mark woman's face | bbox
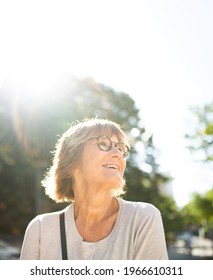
[73,134,127,191]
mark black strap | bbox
[60,212,68,260]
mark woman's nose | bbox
[111,144,123,158]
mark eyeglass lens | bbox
[97,136,128,157]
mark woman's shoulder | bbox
[27,204,72,227]
[119,198,161,216]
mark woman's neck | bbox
[73,195,119,242]
[74,194,117,226]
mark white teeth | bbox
[104,164,118,170]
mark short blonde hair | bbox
[42,118,130,202]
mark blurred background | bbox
[0,0,213,260]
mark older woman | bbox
[20,118,168,260]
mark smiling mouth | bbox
[103,164,119,170]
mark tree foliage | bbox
[186,102,213,161]
[184,102,213,237]
[180,189,213,237]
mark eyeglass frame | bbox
[82,135,130,158]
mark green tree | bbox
[186,102,213,161]
[184,102,213,237]
[180,189,213,237]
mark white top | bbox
[20,198,168,260]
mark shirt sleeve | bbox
[134,206,169,260]
[20,217,41,260]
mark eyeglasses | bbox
[84,135,129,158]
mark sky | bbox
[0,0,213,207]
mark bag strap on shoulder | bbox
[59,212,68,260]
